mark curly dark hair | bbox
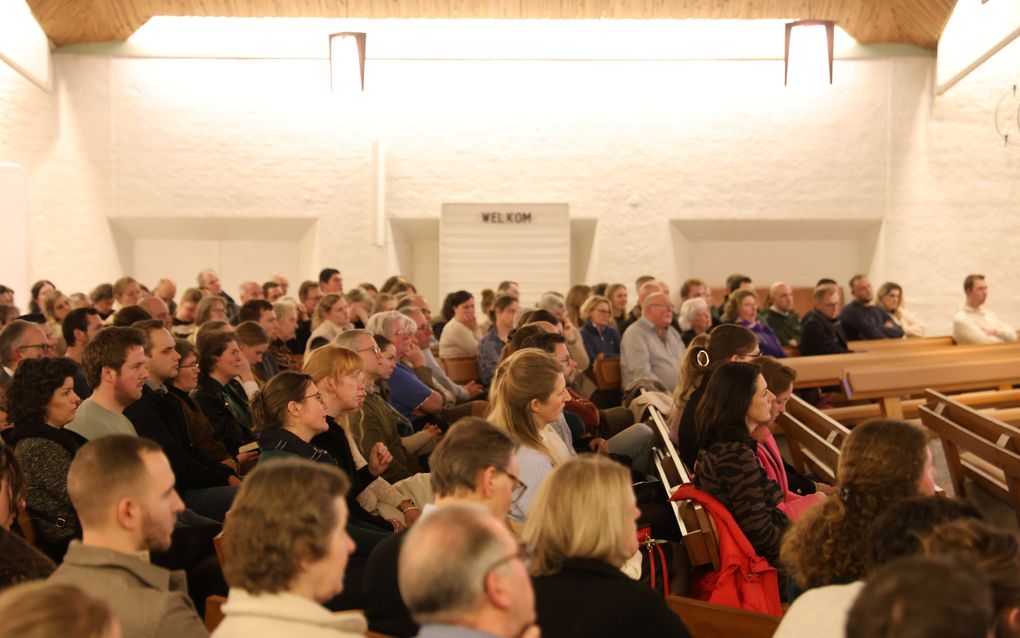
[2,357,81,426]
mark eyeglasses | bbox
[558,354,573,367]
[497,468,528,502]
[18,343,55,353]
[485,542,534,580]
[394,330,415,337]
[647,303,673,310]
[357,345,382,355]
[304,392,325,404]
[178,363,199,370]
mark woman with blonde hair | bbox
[564,284,592,327]
[525,455,692,638]
[877,282,926,338]
[604,283,629,334]
[579,295,621,361]
[194,294,228,328]
[487,348,571,521]
[780,418,937,591]
[42,291,71,352]
[303,345,427,532]
[0,582,117,638]
[306,293,352,355]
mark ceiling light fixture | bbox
[329,31,366,92]
[784,20,835,85]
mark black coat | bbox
[362,530,417,638]
[124,385,234,492]
[312,417,392,532]
[799,310,850,356]
[193,375,254,455]
[532,558,692,638]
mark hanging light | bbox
[784,20,835,86]
[329,31,367,92]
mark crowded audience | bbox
[0,266,1016,638]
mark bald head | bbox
[137,296,170,327]
[637,281,664,305]
[769,282,794,312]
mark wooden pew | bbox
[920,389,1020,525]
[847,336,955,352]
[825,388,1020,426]
[439,356,479,384]
[844,357,1020,420]
[646,404,720,572]
[775,394,849,484]
[666,596,779,638]
[787,342,1020,390]
[204,594,227,633]
[592,356,622,391]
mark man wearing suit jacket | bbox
[363,418,522,637]
[49,435,209,638]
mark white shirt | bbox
[952,305,1018,345]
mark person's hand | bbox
[368,442,393,476]
[788,338,799,348]
[389,518,407,533]
[463,381,483,398]
[423,424,443,440]
[561,318,577,342]
[237,356,255,382]
[404,342,426,367]
[588,437,609,455]
[814,482,836,495]
[403,507,422,526]
[227,475,242,487]
[983,326,999,336]
[517,624,541,638]
[236,450,259,474]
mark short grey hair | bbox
[272,300,297,320]
[399,505,511,624]
[365,310,415,338]
[335,328,373,350]
[678,297,709,331]
[537,292,565,313]
[0,320,36,367]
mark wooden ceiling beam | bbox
[25,0,958,48]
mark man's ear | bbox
[479,466,498,498]
[114,497,141,532]
[483,570,513,612]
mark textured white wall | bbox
[1,42,1019,334]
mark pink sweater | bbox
[755,430,824,521]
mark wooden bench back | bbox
[920,390,1020,525]
[646,404,720,572]
[665,595,779,638]
[440,356,479,384]
[593,357,622,391]
[847,336,954,352]
[776,394,848,484]
[825,388,1020,426]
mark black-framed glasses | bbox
[304,392,325,404]
[497,468,528,502]
[18,343,55,353]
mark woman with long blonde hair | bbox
[487,348,571,521]
[524,455,692,638]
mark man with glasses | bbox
[0,319,54,389]
[800,283,851,356]
[365,418,530,638]
[620,291,686,392]
[367,311,446,424]
[399,504,538,638]
[400,307,485,417]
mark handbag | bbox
[637,526,670,597]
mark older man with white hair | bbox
[619,292,685,391]
[761,281,801,348]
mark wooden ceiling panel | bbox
[26,0,958,48]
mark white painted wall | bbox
[1,37,1019,335]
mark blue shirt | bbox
[387,363,433,419]
[580,320,621,361]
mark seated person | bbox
[213,459,367,637]
[193,331,255,456]
[876,282,926,338]
[61,307,102,400]
[306,293,351,355]
[364,417,523,638]
[838,274,904,341]
[520,332,654,476]
[124,321,238,523]
[781,419,937,591]
[336,330,437,483]
[438,291,482,358]
[953,274,1017,345]
[0,443,56,589]
[760,281,801,348]
[775,495,981,638]
[0,320,54,390]
[266,300,297,373]
[488,348,571,521]
[525,456,692,638]
[0,581,116,638]
[402,307,484,405]
[399,505,539,638]
[478,295,519,386]
[171,287,203,339]
[67,327,147,440]
[236,299,280,380]
[722,290,786,358]
[233,322,271,388]
[4,358,87,560]
[846,556,993,638]
[672,325,760,469]
[693,362,789,568]
[579,295,621,362]
[799,284,850,356]
[677,297,712,346]
[49,436,207,638]
[619,292,685,392]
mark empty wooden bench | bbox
[825,388,1020,426]
[775,394,849,484]
[920,389,1020,525]
[666,595,779,638]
